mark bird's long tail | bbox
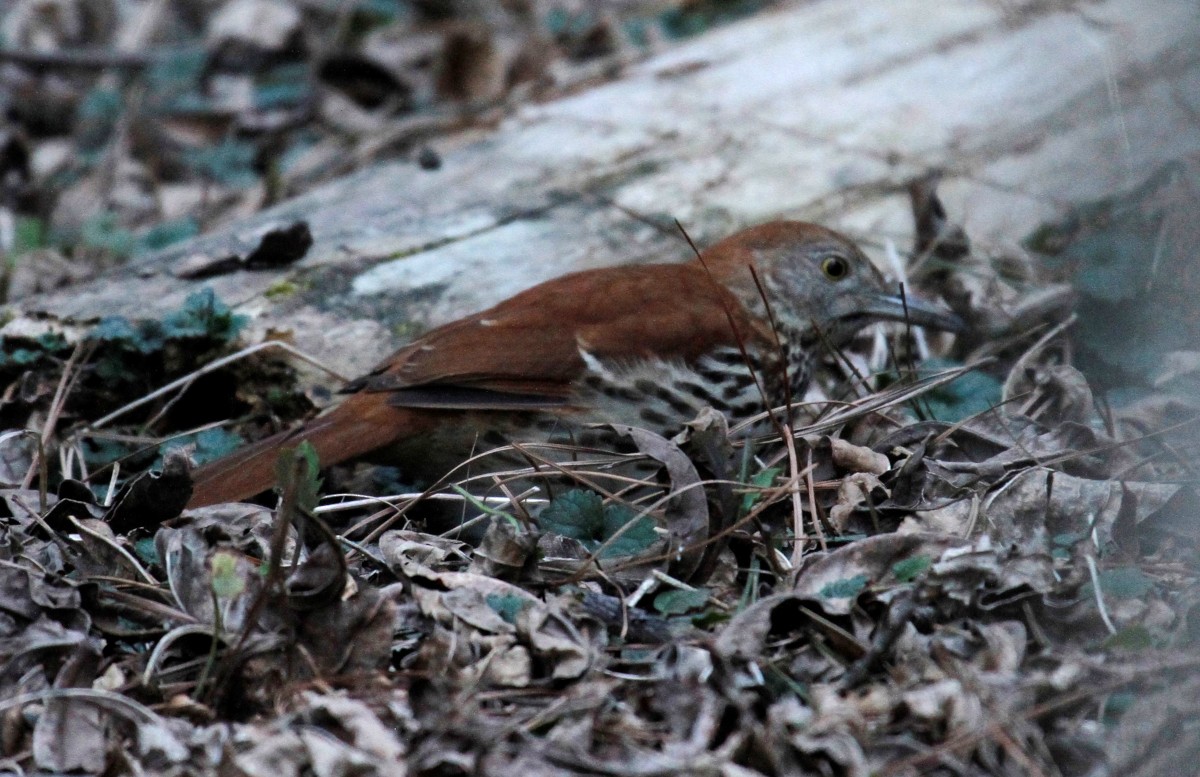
[186,393,433,509]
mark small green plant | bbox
[819,574,868,600]
[892,555,932,583]
[90,288,247,355]
[653,587,710,615]
[157,427,244,468]
[538,489,658,558]
[276,441,322,511]
[486,594,530,625]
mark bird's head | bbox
[700,220,962,342]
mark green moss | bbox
[264,280,301,300]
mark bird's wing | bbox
[346,262,772,411]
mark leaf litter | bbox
[1,4,1199,775]
[2,171,1198,775]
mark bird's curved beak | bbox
[858,291,964,333]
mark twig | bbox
[0,688,165,726]
[0,46,160,70]
[316,490,546,514]
[22,341,92,491]
[68,516,158,586]
[87,340,347,431]
[675,219,789,443]
[1085,554,1118,635]
[803,445,827,555]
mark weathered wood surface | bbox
[9,0,1199,378]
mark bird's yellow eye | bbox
[821,256,849,280]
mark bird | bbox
[185,221,961,508]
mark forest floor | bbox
[1,1,1198,775]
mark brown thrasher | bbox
[186,221,960,508]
